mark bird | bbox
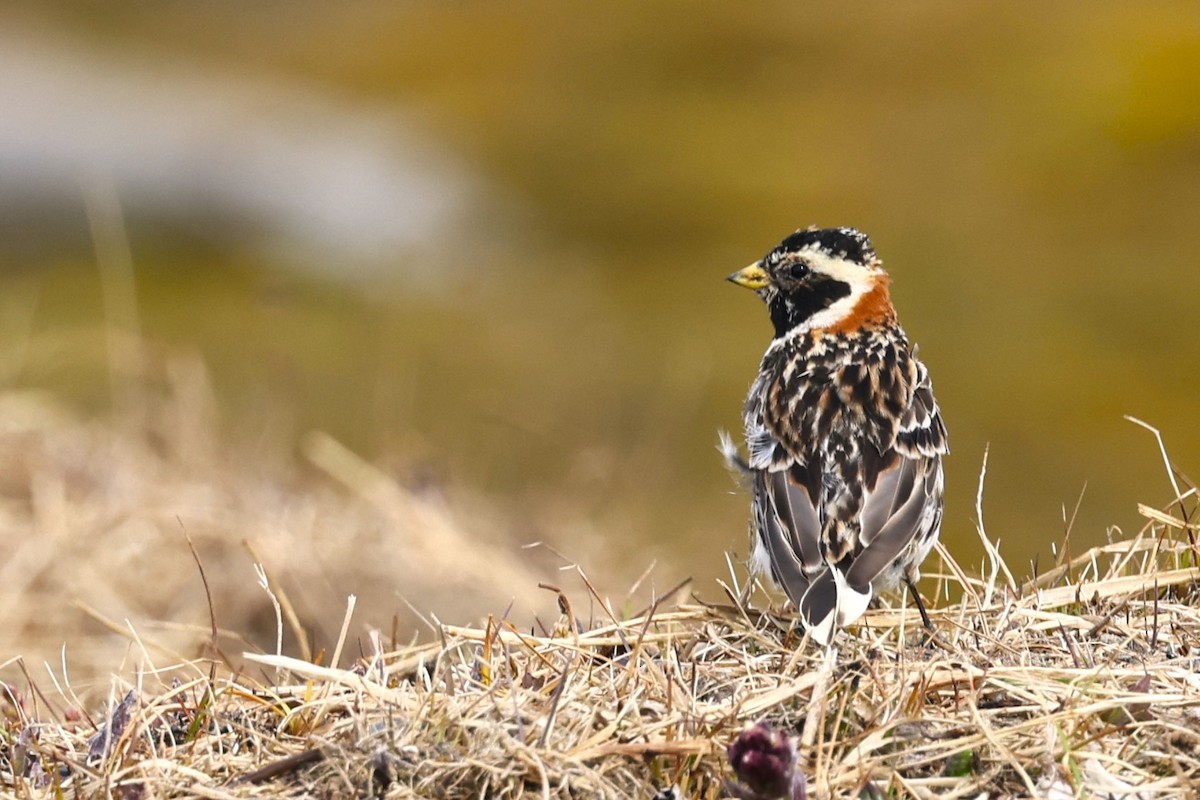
[722,226,948,645]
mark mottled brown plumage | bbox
[724,227,948,644]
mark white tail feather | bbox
[833,567,873,627]
[808,609,837,647]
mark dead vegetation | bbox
[0,353,561,688]
[2,372,1199,798]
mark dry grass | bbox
[0,351,562,688]
[2,372,1200,798]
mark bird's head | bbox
[727,227,889,339]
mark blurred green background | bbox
[2,2,1198,599]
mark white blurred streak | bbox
[0,31,484,281]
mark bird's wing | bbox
[843,455,941,591]
[844,360,948,593]
[741,364,828,605]
[752,460,825,604]
[894,360,949,458]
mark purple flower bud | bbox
[726,721,798,799]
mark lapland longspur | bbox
[724,227,948,645]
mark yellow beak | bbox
[726,262,770,290]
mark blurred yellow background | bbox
[2,3,1199,668]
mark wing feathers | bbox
[846,460,937,591]
[798,571,838,645]
[896,363,948,458]
[771,467,824,569]
[753,479,811,601]
[749,466,827,604]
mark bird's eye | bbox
[788,263,810,279]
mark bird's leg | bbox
[905,578,934,633]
